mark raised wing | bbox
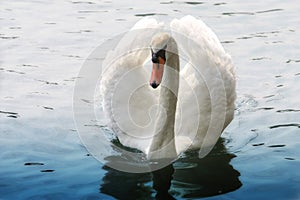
[171,16,236,157]
[100,18,163,153]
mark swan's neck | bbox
[148,43,179,160]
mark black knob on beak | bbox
[152,54,159,63]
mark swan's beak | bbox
[150,57,165,89]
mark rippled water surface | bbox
[1,0,300,199]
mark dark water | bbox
[101,139,241,199]
[1,0,300,199]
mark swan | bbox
[100,16,236,161]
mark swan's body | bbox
[100,16,236,160]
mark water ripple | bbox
[269,123,300,129]
[268,144,286,148]
[71,1,95,4]
[160,1,173,4]
[276,109,300,113]
[223,12,254,16]
[43,106,54,110]
[135,13,167,17]
[252,143,264,147]
[35,79,59,85]
[256,9,284,14]
[0,110,19,118]
[40,169,55,173]
[286,59,300,63]
[184,1,204,5]
[24,162,44,166]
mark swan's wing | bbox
[171,16,236,157]
[100,18,163,153]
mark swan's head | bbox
[149,32,170,89]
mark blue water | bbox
[1,0,300,199]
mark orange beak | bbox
[150,57,165,89]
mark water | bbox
[1,0,299,199]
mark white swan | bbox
[100,16,236,160]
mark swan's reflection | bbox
[100,138,242,199]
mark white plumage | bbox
[100,15,236,159]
